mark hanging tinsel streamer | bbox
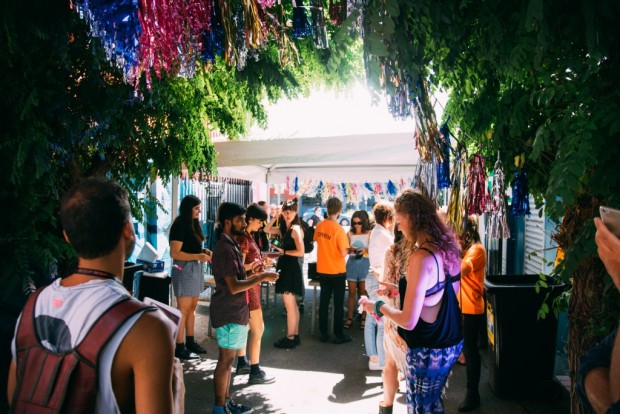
[414,155,439,205]
[73,0,141,84]
[329,0,346,24]
[232,1,249,69]
[294,177,299,193]
[364,182,374,194]
[317,180,324,197]
[341,183,347,202]
[466,152,489,215]
[243,0,269,49]
[310,0,329,49]
[446,145,468,233]
[510,167,530,216]
[412,77,442,163]
[137,0,212,87]
[291,0,312,38]
[437,122,451,189]
[202,0,225,62]
[488,157,510,238]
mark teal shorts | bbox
[214,323,249,350]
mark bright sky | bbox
[246,82,419,140]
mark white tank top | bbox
[12,278,147,413]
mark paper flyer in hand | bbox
[144,297,182,339]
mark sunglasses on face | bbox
[352,221,362,225]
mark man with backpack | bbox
[7,177,175,413]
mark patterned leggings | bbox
[405,341,464,414]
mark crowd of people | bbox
[5,177,620,414]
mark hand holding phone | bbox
[600,206,620,238]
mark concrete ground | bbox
[180,277,570,414]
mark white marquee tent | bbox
[214,132,420,185]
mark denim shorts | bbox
[214,323,249,350]
[346,257,370,282]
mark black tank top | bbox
[397,248,463,348]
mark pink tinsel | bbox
[137,0,212,88]
[466,153,489,215]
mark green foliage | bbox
[0,0,362,292]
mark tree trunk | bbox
[555,196,605,414]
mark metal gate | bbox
[179,176,253,252]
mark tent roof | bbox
[214,132,419,183]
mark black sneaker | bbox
[175,347,200,360]
[236,363,251,375]
[319,333,329,343]
[226,398,254,414]
[186,341,207,354]
[332,334,353,344]
[248,369,276,384]
[294,335,301,345]
[274,337,297,349]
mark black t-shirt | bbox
[169,219,203,254]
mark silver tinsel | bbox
[488,157,510,239]
[414,154,439,206]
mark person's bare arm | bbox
[584,367,612,414]
[263,217,281,236]
[121,311,174,414]
[594,217,620,291]
[7,360,16,407]
[223,272,279,295]
[169,240,210,262]
[361,252,427,330]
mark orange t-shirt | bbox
[458,242,486,314]
[314,219,350,275]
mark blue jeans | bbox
[364,273,385,366]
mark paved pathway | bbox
[182,283,570,414]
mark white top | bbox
[12,279,149,413]
[368,224,394,274]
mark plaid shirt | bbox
[210,234,249,328]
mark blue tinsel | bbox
[437,123,451,189]
[364,183,374,193]
[294,177,299,193]
[510,168,530,216]
[292,1,312,38]
[201,0,225,62]
[74,0,141,77]
[341,183,347,200]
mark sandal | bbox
[344,318,353,329]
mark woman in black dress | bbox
[264,199,305,349]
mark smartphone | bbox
[600,206,620,238]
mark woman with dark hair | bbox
[456,215,486,412]
[264,198,305,349]
[169,195,212,360]
[344,210,371,329]
[361,189,463,413]
[234,204,275,384]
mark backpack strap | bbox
[76,298,157,367]
[14,288,45,352]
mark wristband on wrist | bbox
[374,300,385,317]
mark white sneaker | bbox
[368,360,382,371]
